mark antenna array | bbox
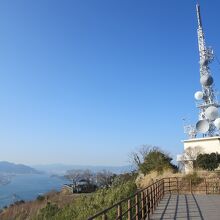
[184,4,220,138]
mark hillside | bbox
[0,161,40,174]
[0,173,137,220]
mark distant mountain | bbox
[0,161,40,174]
[33,164,134,175]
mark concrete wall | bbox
[183,137,220,154]
[183,137,220,173]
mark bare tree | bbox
[129,145,151,169]
[129,145,168,170]
[183,146,203,160]
[96,170,115,188]
[65,169,93,182]
[180,146,203,171]
[83,169,93,181]
[65,169,83,180]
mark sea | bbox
[0,174,71,209]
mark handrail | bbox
[88,177,220,220]
[88,179,164,220]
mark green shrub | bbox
[196,153,220,171]
[139,148,177,174]
[33,174,137,220]
[36,202,59,220]
[37,195,45,201]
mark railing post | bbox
[117,204,122,220]
[152,185,154,212]
[190,179,192,194]
[154,182,157,207]
[146,188,150,219]
[150,186,153,214]
[153,184,155,211]
[151,186,154,213]
[135,194,139,220]
[128,199,132,220]
[156,182,159,206]
[169,178,171,194]
[176,177,179,194]
[141,191,145,218]
[158,181,160,201]
[205,178,207,194]
[163,179,165,196]
[160,180,162,200]
[102,213,107,220]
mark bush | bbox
[36,202,59,219]
[183,172,203,186]
[139,148,177,174]
[196,153,220,171]
[37,195,45,201]
[34,173,137,220]
[14,200,25,205]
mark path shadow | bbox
[150,194,204,220]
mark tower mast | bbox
[196,3,205,66]
[185,4,220,138]
[195,4,219,137]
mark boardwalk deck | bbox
[150,194,220,220]
[88,178,220,220]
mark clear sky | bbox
[0,0,220,166]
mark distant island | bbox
[0,161,40,175]
[33,164,132,175]
[0,161,40,186]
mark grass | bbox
[34,174,137,220]
[0,173,137,220]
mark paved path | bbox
[150,194,220,220]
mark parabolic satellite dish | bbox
[194,91,203,100]
[214,118,220,129]
[205,106,219,121]
[200,75,213,86]
[196,120,209,133]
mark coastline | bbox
[0,173,70,209]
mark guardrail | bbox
[163,177,220,195]
[88,177,220,220]
[88,179,164,220]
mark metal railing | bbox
[88,179,164,220]
[88,177,220,220]
[163,177,220,195]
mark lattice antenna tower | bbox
[184,4,220,138]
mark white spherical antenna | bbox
[196,120,209,133]
[205,106,219,121]
[194,91,203,100]
[200,75,213,86]
[214,118,220,129]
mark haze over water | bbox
[0,174,70,208]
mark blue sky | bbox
[0,0,220,166]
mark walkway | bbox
[150,194,220,220]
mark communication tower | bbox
[184,4,220,138]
